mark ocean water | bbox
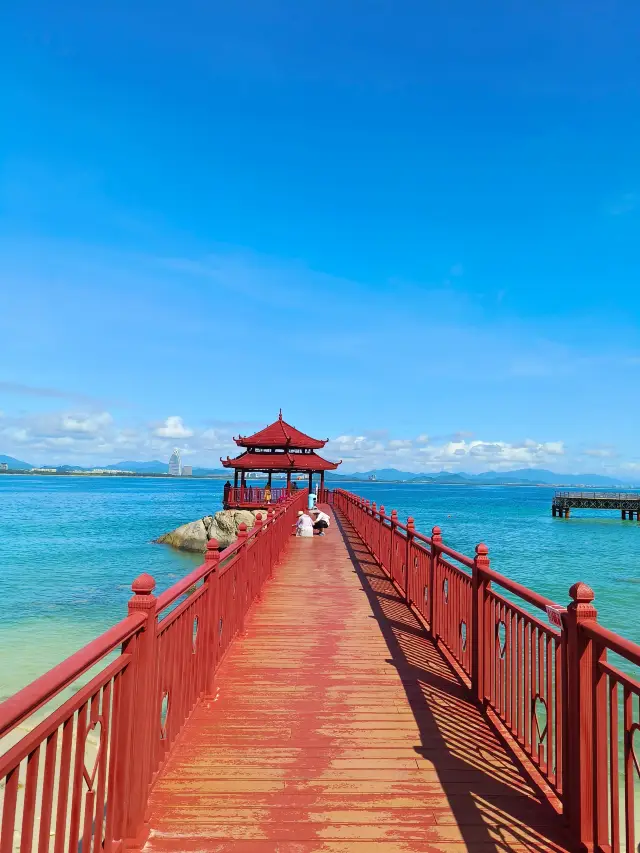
[0,475,217,700]
[1,476,640,700]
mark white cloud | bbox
[0,410,244,466]
[0,407,628,477]
[153,416,193,439]
[61,412,113,434]
[324,432,567,473]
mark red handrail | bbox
[0,490,307,853]
[224,486,291,506]
[332,487,640,852]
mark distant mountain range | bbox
[102,461,227,475]
[0,456,226,476]
[327,467,636,487]
[0,455,636,486]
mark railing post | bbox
[471,543,490,706]
[429,526,442,633]
[371,503,377,561]
[563,582,598,851]
[204,540,220,696]
[124,573,157,847]
[267,509,276,576]
[390,510,398,579]
[237,522,249,633]
[254,513,264,595]
[379,506,385,568]
[405,517,414,602]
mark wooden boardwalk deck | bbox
[145,508,571,853]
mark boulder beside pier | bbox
[155,508,268,553]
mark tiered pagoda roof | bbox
[222,412,341,473]
[222,451,339,471]
[234,411,328,449]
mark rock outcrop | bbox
[156,509,268,553]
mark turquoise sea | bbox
[2,475,640,700]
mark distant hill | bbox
[350,468,420,481]
[107,461,228,476]
[337,467,634,486]
[466,468,631,486]
[106,460,168,473]
[0,454,33,470]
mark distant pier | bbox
[552,490,640,519]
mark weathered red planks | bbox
[145,508,571,853]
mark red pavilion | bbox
[221,411,341,508]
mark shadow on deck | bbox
[145,507,572,852]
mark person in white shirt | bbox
[295,510,314,537]
[311,508,330,536]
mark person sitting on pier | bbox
[295,510,314,537]
[311,507,330,536]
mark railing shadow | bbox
[334,510,573,853]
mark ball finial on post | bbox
[475,542,489,566]
[131,573,156,596]
[205,538,220,562]
[568,581,597,618]
[569,581,595,604]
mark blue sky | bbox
[1,0,640,474]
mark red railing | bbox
[224,486,292,506]
[0,490,307,853]
[225,486,333,508]
[333,488,640,851]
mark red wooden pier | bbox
[1,489,640,852]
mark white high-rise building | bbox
[168,448,182,476]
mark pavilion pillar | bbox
[286,470,292,491]
[308,472,313,493]
[268,472,272,488]
[320,471,325,498]
[234,470,238,488]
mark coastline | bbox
[2,470,635,488]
